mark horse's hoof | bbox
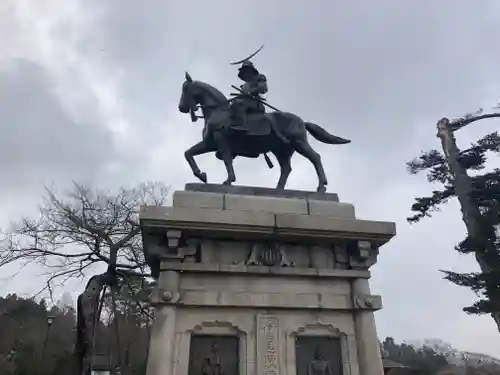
[196,172,207,183]
[223,177,235,186]
[317,185,326,193]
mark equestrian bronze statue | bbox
[178,47,350,193]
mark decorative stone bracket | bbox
[290,322,352,375]
[347,240,379,270]
[149,288,181,306]
[148,230,199,262]
[353,294,382,311]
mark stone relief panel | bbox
[309,245,335,269]
[280,244,309,268]
[188,335,239,375]
[295,336,342,375]
[151,233,379,271]
[289,323,351,375]
[177,320,249,375]
[247,243,293,267]
[332,244,349,270]
[201,240,249,265]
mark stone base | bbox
[140,184,396,375]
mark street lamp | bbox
[91,353,113,375]
[41,315,56,363]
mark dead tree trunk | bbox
[436,117,500,331]
[111,283,128,375]
[74,271,114,375]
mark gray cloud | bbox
[71,0,500,192]
[1,0,500,358]
[0,60,117,195]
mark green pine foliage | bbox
[407,129,500,316]
[381,337,448,375]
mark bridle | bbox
[184,80,231,122]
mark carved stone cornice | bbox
[140,206,396,246]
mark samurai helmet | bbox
[231,45,264,80]
[237,60,259,80]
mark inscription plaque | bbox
[257,316,280,375]
[295,336,342,375]
[188,335,239,375]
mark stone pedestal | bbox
[140,184,396,375]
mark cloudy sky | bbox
[1,0,500,358]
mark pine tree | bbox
[407,110,500,327]
[381,337,448,374]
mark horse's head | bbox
[178,72,229,116]
[178,72,198,114]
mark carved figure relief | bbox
[201,344,223,375]
[188,336,239,375]
[308,346,333,375]
[295,336,343,375]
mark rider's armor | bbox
[231,60,268,130]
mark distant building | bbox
[383,358,410,374]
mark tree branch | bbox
[452,113,500,131]
[0,181,169,298]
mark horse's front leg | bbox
[213,130,236,185]
[184,140,216,183]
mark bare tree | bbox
[1,182,169,287]
[0,181,170,374]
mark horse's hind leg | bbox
[184,140,216,183]
[213,130,236,185]
[273,149,293,190]
[293,139,328,193]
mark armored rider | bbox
[231,59,268,131]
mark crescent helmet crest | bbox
[230,44,265,65]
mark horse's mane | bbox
[194,80,228,105]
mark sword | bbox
[230,85,281,112]
[229,86,289,169]
[230,85,288,144]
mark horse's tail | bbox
[305,122,351,144]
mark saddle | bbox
[230,113,272,136]
[214,111,289,161]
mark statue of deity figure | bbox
[201,344,223,375]
[307,346,332,375]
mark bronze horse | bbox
[178,72,350,192]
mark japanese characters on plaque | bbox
[258,316,280,375]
